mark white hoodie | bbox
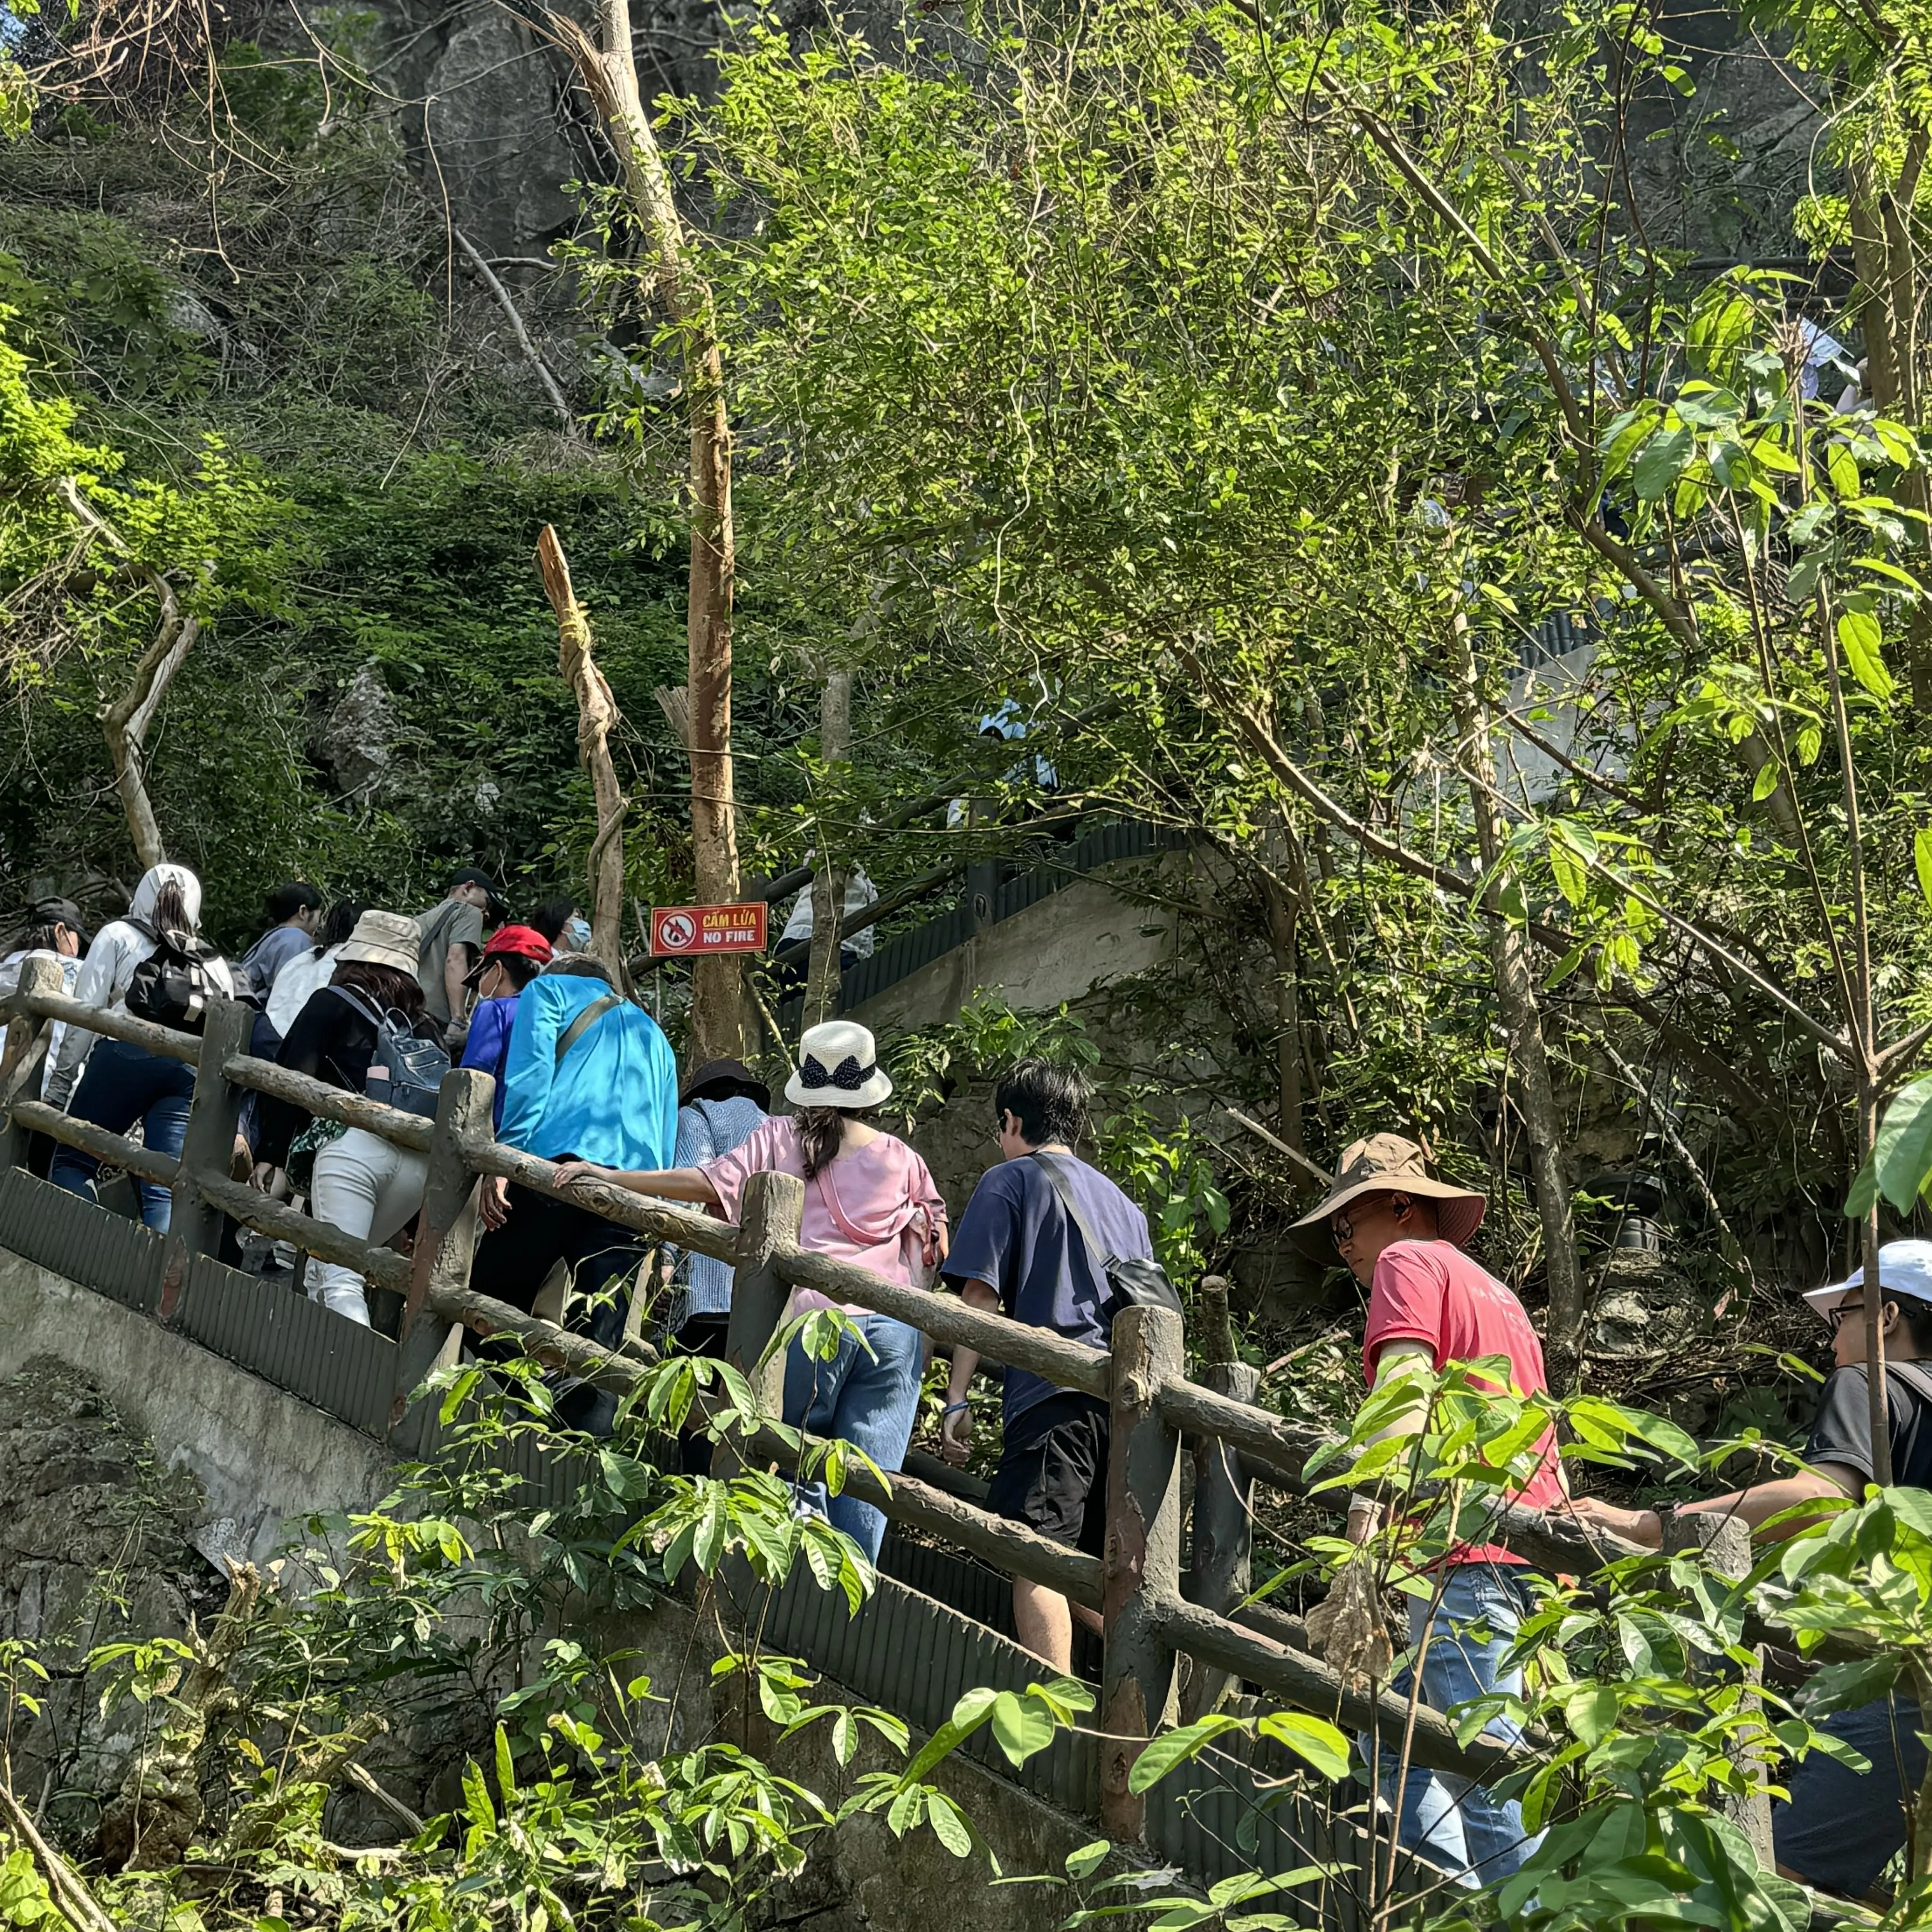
[47,864,235,1102]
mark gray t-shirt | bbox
[415,897,485,1024]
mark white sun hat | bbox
[784,1019,894,1110]
[1802,1238,1932,1323]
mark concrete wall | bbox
[0,1251,395,1566]
[853,867,1181,1036]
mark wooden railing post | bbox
[719,1170,805,1467]
[0,957,64,1171]
[1101,1301,1185,1843]
[163,995,255,1286]
[390,1067,494,1447]
[1664,1512,1776,1866]
[1182,1279,1256,1721]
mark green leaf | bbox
[1548,836,1587,906]
[1876,1076,1932,1215]
[1917,828,1932,909]
[1751,759,1780,803]
[494,1723,518,1808]
[1827,441,1860,500]
[989,1690,1058,1766]
[1127,1715,1246,1792]
[1254,1711,1351,1780]
[1066,1840,1112,1880]
[1633,425,1694,501]
[1836,607,1894,700]
[461,1758,495,1833]
[925,1791,975,1857]
[1563,1683,1619,1746]
[0,1848,55,1925]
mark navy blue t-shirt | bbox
[943,1152,1154,1426]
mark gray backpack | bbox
[328,985,449,1118]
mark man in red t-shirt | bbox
[1291,1133,1555,1886]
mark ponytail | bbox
[149,880,194,937]
[795,1106,856,1181]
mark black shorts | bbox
[988,1393,1110,1555]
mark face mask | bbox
[565,917,591,950]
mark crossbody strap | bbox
[555,992,623,1066]
[1030,1149,1118,1273]
[1884,1359,1932,1412]
[325,982,384,1031]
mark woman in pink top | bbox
[554,1020,947,1559]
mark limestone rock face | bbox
[0,1359,216,1837]
[390,1,585,260]
[315,663,403,798]
[1587,1249,1703,1357]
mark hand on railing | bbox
[478,1174,511,1231]
[552,1159,616,1199]
[939,1403,975,1468]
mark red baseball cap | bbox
[469,924,553,978]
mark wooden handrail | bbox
[11,1099,179,1185]
[777,1247,1113,1400]
[1152,1595,1535,1783]
[7,986,202,1065]
[221,1056,435,1152]
[0,979,1693,1793]
[189,1173,413,1294]
[464,1137,739,1261]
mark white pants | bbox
[306,1127,428,1325]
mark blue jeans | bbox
[782,1313,923,1560]
[1366,1563,1541,1886]
[1775,1695,1928,1899]
[48,1038,194,1232]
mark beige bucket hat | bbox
[1290,1132,1486,1259]
[336,909,421,975]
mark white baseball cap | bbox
[1802,1238,1932,1323]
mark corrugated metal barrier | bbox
[0,1164,162,1314]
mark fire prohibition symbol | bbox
[649,903,769,958]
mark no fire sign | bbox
[648,902,768,958]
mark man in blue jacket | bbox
[471,955,678,1430]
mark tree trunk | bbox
[1444,604,1584,1383]
[548,0,750,1056]
[1848,148,1932,711]
[806,666,851,1027]
[100,1561,261,1871]
[98,569,206,872]
[1261,873,1304,1150]
[535,525,628,976]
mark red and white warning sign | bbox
[648,902,768,958]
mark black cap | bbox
[448,866,506,918]
[29,897,89,948]
[681,1057,772,1111]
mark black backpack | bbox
[1031,1148,1185,1329]
[124,919,217,1034]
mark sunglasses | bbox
[1830,1302,1871,1331]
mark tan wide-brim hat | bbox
[1289,1132,1486,1260]
[337,909,421,976]
[784,1020,893,1110]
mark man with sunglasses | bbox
[1291,1133,1564,1886]
[1573,1239,1932,1904]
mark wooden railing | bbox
[0,959,1673,1844]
